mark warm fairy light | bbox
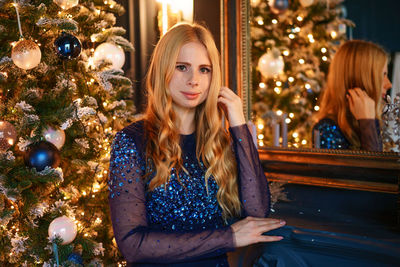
[276,81,282,86]
[86,81,91,85]
[93,182,101,192]
[91,36,96,42]
[11,206,14,209]
[88,122,91,126]
[307,34,313,39]
[295,137,300,142]
[257,19,264,25]
[289,33,295,39]
[322,56,328,61]
[274,87,281,94]
[292,132,299,138]
[289,113,294,118]
[90,78,95,83]
[285,118,291,124]
[302,139,307,145]
[258,140,264,146]
[58,11,62,15]
[294,27,301,32]
[297,16,303,21]
[276,110,283,116]
[102,28,106,32]
[257,134,264,140]
[259,82,266,89]
[72,78,76,82]
[305,83,311,89]
[112,116,116,120]
[103,102,108,107]
[0,72,8,78]
[95,217,102,224]
[82,191,87,196]
[104,170,108,174]
[84,233,89,237]
[91,48,95,52]
[81,212,85,215]
[10,41,17,47]
[110,4,114,8]
[96,9,101,15]
[257,124,264,130]
[288,77,294,82]
[299,59,305,64]
[314,105,320,111]
[321,47,327,53]
[88,57,95,68]
[283,50,289,56]
[104,0,108,4]
[272,19,278,24]
[330,31,337,39]
[63,196,67,200]
[92,194,95,198]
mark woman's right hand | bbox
[231,216,285,247]
[347,88,376,120]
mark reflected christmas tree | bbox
[0,0,134,265]
[251,0,353,148]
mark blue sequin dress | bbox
[312,118,382,151]
[108,120,270,266]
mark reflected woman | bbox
[313,40,392,151]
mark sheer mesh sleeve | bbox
[108,131,235,264]
[358,119,382,152]
[312,118,351,149]
[229,124,270,218]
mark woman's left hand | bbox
[218,86,246,127]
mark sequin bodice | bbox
[108,120,270,265]
[313,118,382,151]
[145,133,225,232]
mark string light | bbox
[322,56,328,61]
[321,47,327,53]
[314,105,320,111]
[294,27,300,32]
[288,33,295,39]
[289,113,294,118]
[259,82,266,88]
[305,83,311,89]
[297,16,303,21]
[257,134,264,140]
[257,124,264,130]
[285,118,291,124]
[283,50,289,56]
[301,139,307,145]
[257,19,264,25]
[258,140,264,146]
[299,59,305,64]
[288,77,294,82]
[274,87,281,94]
[272,19,278,24]
[276,110,283,116]
[276,81,282,86]
[292,132,299,138]
[330,31,337,39]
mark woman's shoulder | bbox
[313,117,339,131]
[112,119,146,149]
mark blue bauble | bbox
[24,141,61,171]
[67,252,83,265]
[54,32,82,59]
[269,0,290,14]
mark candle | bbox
[313,129,320,148]
[272,121,280,147]
[281,113,288,147]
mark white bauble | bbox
[93,43,125,69]
[299,0,314,7]
[53,0,79,10]
[43,127,65,149]
[257,49,284,78]
[48,216,77,245]
[250,0,262,7]
[11,40,41,70]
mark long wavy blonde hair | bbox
[143,23,241,219]
[316,40,388,148]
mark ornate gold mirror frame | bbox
[221,0,400,216]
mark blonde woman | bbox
[108,23,285,266]
[313,40,392,151]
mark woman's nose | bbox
[188,71,199,87]
[384,77,392,90]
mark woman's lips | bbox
[181,92,200,100]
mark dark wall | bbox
[345,0,400,53]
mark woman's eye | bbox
[200,67,211,73]
[176,65,187,71]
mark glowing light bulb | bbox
[276,110,283,116]
[289,113,294,118]
[274,87,281,94]
[258,124,264,130]
[299,59,305,64]
[330,31,337,39]
[283,50,289,56]
[259,82,266,88]
[257,19,264,25]
[257,134,264,140]
[285,118,291,124]
[289,33,295,39]
[322,56,328,61]
[305,83,311,89]
[301,139,307,145]
[314,105,320,111]
[272,19,278,24]
[292,132,299,138]
[276,81,282,86]
[297,16,303,21]
[321,47,327,53]
[288,77,294,82]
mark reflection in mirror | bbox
[249,0,352,149]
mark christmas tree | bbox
[0,0,134,265]
[250,0,353,148]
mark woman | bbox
[313,40,392,151]
[108,23,285,266]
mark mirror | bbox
[229,0,400,155]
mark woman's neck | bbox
[173,105,196,135]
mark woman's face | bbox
[168,42,212,113]
[381,63,392,99]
